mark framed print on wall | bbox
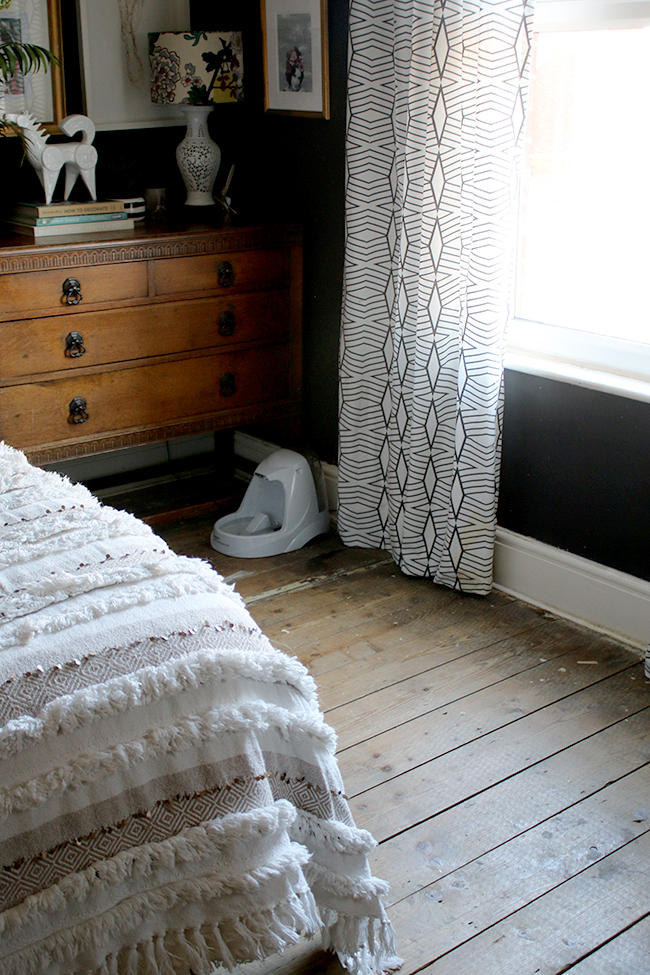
[0,0,65,126]
[77,0,190,130]
[261,0,329,118]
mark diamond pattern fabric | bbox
[339,0,534,593]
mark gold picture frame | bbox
[261,0,330,118]
[46,0,65,127]
[0,0,66,129]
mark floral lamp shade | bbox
[149,31,244,105]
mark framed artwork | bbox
[77,0,190,130]
[0,0,65,127]
[261,0,329,118]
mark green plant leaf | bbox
[187,84,210,105]
[0,42,58,81]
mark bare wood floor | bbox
[156,515,650,975]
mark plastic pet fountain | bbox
[210,449,330,558]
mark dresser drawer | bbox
[0,346,292,449]
[0,223,302,462]
[0,263,148,320]
[0,290,291,379]
[153,248,290,297]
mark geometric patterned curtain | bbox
[339,0,535,594]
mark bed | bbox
[0,442,400,975]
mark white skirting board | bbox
[44,433,218,482]
[235,434,649,652]
[493,528,649,651]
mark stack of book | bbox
[4,201,135,239]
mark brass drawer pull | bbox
[65,331,86,358]
[62,277,83,305]
[219,372,236,397]
[218,311,236,336]
[68,396,89,423]
[217,261,234,287]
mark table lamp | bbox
[149,30,243,206]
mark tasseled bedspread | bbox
[0,443,401,975]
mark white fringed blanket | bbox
[0,443,401,975]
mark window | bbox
[507,0,650,400]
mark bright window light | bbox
[516,27,650,345]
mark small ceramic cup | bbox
[144,188,167,216]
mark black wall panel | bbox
[498,370,650,581]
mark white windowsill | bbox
[505,319,650,403]
[505,351,650,403]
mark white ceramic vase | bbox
[175,104,220,206]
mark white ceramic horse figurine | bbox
[6,113,98,204]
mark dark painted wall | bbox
[190,0,348,462]
[498,371,650,582]
[186,0,348,463]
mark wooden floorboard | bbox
[152,516,650,975]
[347,667,648,841]
[328,623,630,747]
[418,830,650,975]
[567,914,650,974]
[372,709,650,904]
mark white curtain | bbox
[339,0,535,594]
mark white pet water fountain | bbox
[210,449,330,558]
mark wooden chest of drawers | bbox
[0,222,302,465]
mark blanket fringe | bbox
[154,933,177,975]
[140,936,159,973]
[0,573,231,651]
[0,701,336,822]
[0,641,322,757]
[125,943,139,975]
[291,807,376,854]
[321,907,403,975]
[209,923,235,970]
[176,927,211,973]
[0,802,300,936]
[305,858,390,901]
[2,887,321,975]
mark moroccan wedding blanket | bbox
[0,443,400,975]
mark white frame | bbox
[77,0,190,131]
[261,0,329,117]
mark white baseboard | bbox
[235,434,648,651]
[233,431,281,466]
[494,528,649,651]
[43,433,218,482]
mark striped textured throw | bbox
[0,443,401,975]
